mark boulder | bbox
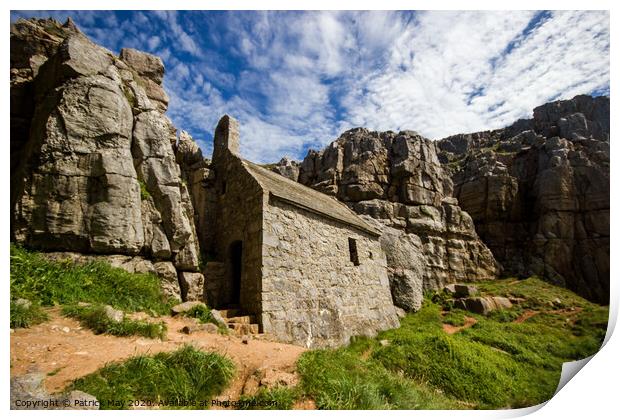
[14,298,32,309]
[153,261,181,301]
[171,300,206,315]
[456,296,513,315]
[103,305,124,323]
[454,284,478,298]
[209,309,228,328]
[376,224,424,312]
[178,272,205,302]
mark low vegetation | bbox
[10,300,48,328]
[67,346,235,409]
[138,179,151,200]
[10,244,174,333]
[62,304,167,339]
[237,387,299,410]
[294,277,607,409]
[182,304,217,324]
[297,339,463,409]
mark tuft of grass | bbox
[47,367,63,377]
[237,387,299,410]
[10,244,173,314]
[442,309,467,326]
[67,345,235,409]
[183,304,216,324]
[62,304,167,339]
[138,180,151,200]
[10,300,48,329]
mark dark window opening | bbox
[348,237,360,266]
[229,241,242,304]
[221,181,227,195]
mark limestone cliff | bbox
[290,130,500,311]
[437,95,609,304]
[10,18,203,301]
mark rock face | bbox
[437,95,609,304]
[271,157,300,181]
[10,18,201,300]
[297,129,499,310]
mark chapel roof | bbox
[242,160,381,236]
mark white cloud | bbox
[19,10,605,163]
[147,36,160,51]
[341,11,609,139]
[159,10,608,163]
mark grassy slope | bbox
[10,245,174,335]
[296,277,608,409]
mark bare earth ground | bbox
[442,316,478,334]
[10,307,307,408]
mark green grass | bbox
[297,337,463,409]
[183,304,216,324]
[442,309,467,326]
[10,244,173,315]
[10,300,48,328]
[237,387,299,410]
[62,304,167,339]
[67,346,235,409]
[296,277,607,409]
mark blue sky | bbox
[11,10,610,163]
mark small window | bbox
[348,238,360,266]
[220,181,227,195]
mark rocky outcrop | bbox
[437,95,609,304]
[271,157,300,181]
[297,129,500,310]
[10,18,201,301]
[175,130,217,254]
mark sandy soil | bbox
[10,307,307,407]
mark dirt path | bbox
[442,316,477,334]
[10,308,306,405]
[514,310,539,324]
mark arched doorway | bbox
[229,241,242,305]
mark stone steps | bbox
[218,307,260,335]
[227,315,255,324]
[227,322,260,335]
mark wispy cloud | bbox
[11,10,609,163]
